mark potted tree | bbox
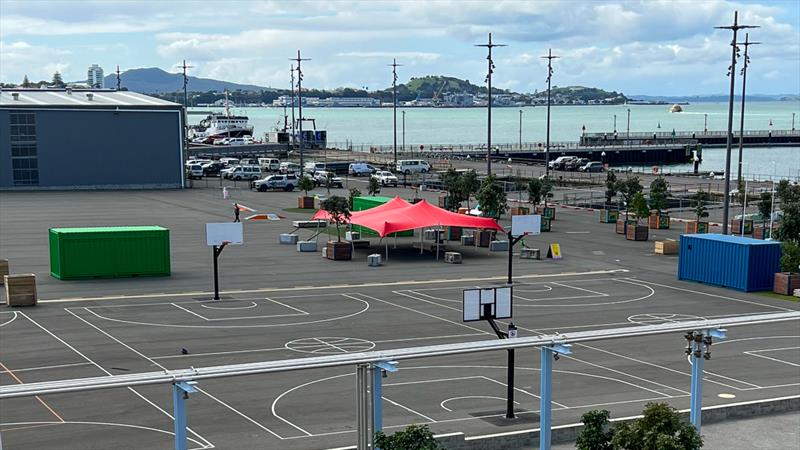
[615,176,642,234]
[686,189,710,233]
[509,172,530,215]
[461,169,480,211]
[773,181,800,295]
[537,177,556,220]
[297,175,316,209]
[626,192,650,241]
[754,191,772,239]
[441,168,465,211]
[527,178,542,212]
[475,175,508,219]
[320,196,352,260]
[648,176,670,229]
[348,187,361,210]
[599,171,619,223]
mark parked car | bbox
[304,162,327,174]
[565,158,589,171]
[348,162,372,177]
[313,170,344,188]
[226,165,262,181]
[372,170,398,187]
[252,174,299,192]
[258,158,281,172]
[579,161,605,172]
[202,162,225,177]
[186,164,204,180]
[548,156,577,171]
[227,137,252,146]
[279,162,301,174]
[219,157,240,166]
[396,159,430,175]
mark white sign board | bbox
[463,286,513,322]
[206,223,243,246]
[511,214,541,237]
[495,286,512,319]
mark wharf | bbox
[581,129,800,147]
[188,142,289,158]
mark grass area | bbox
[756,291,800,302]
[283,207,318,214]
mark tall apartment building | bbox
[87,64,104,89]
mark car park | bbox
[202,161,225,177]
[252,174,299,192]
[372,170,398,187]
[259,158,281,172]
[565,158,589,171]
[225,165,262,181]
[279,162,301,174]
[186,164,204,180]
[348,162,372,176]
[548,156,577,171]
[219,157,240,166]
[396,159,430,175]
[580,161,605,172]
[313,170,344,188]
[304,162,326,174]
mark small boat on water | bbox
[188,91,254,144]
[669,104,683,113]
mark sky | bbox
[1,0,799,96]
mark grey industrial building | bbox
[0,89,184,190]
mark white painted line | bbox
[382,396,437,422]
[151,346,287,360]
[565,231,590,234]
[264,297,309,315]
[0,421,210,449]
[746,346,800,353]
[627,278,795,312]
[172,303,210,321]
[0,362,92,374]
[480,375,568,408]
[200,301,258,310]
[440,396,519,412]
[550,281,610,297]
[385,376,484,387]
[195,386,285,440]
[0,311,18,327]
[744,351,800,367]
[351,293,490,335]
[271,375,337,437]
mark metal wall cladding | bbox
[49,226,170,279]
[678,234,782,292]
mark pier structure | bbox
[581,129,800,147]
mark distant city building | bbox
[87,64,104,89]
[316,97,379,107]
[443,93,474,107]
[493,94,513,106]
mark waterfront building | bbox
[443,93,475,107]
[87,64,104,89]
[316,97,380,107]
[0,89,184,190]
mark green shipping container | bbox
[49,226,171,279]
[352,196,414,237]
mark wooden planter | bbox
[540,218,552,232]
[753,226,773,240]
[774,272,800,296]
[648,213,670,230]
[475,229,496,247]
[537,206,556,220]
[599,209,619,223]
[616,219,636,234]
[626,224,649,241]
[447,226,463,241]
[685,221,709,234]
[4,274,37,306]
[325,241,353,261]
[438,195,447,209]
[509,206,530,216]
[730,219,754,235]
[297,196,315,209]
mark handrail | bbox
[1,311,797,399]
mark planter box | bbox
[279,233,299,245]
[626,224,649,241]
[367,254,382,267]
[753,226,772,240]
[599,209,619,223]
[774,272,800,296]
[537,206,556,220]
[655,240,678,255]
[4,274,37,306]
[325,241,353,261]
[489,240,509,252]
[509,206,530,216]
[616,219,636,234]
[296,241,317,252]
[475,230,495,247]
[540,218,551,232]
[444,252,463,264]
[446,226,463,241]
[649,214,670,230]
[297,196,315,209]
[731,219,754,235]
[0,259,8,285]
[685,221,709,234]
[520,248,541,260]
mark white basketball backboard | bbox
[206,223,244,246]
[511,214,541,237]
[463,286,513,322]
[463,289,481,321]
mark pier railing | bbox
[583,129,798,140]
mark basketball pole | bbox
[212,242,229,300]
[484,305,516,419]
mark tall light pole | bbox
[704,113,708,133]
[736,33,760,186]
[291,51,311,171]
[402,110,406,152]
[716,11,757,235]
[115,65,122,90]
[768,161,776,240]
[519,109,523,149]
[389,59,403,168]
[475,33,506,176]
[180,60,194,164]
[613,114,617,134]
[792,112,796,131]
[626,107,631,138]
[542,48,560,178]
[289,65,296,149]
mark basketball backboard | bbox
[206,223,243,246]
[511,214,541,237]
[463,286,513,322]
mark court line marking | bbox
[0,360,65,423]
[0,421,210,449]
[38,269,629,303]
[550,281,610,297]
[624,278,796,312]
[440,396,520,412]
[402,288,604,304]
[743,351,800,368]
[18,311,213,448]
[382,396,437,422]
[194,387,285,440]
[74,294,369,329]
[76,293,341,309]
[172,302,210,321]
[0,311,18,327]
[0,362,93,374]
[479,375,568,408]
[200,301,258,310]
[403,277,621,292]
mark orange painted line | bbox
[0,361,65,423]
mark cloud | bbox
[336,52,441,62]
[0,41,72,82]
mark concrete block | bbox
[279,233,298,245]
[292,220,327,229]
[296,241,317,252]
[367,254,382,267]
[444,252,462,264]
[520,248,541,260]
[489,240,509,252]
[345,231,361,241]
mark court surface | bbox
[2,270,799,450]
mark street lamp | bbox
[290,50,311,171]
[475,33,507,176]
[613,114,617,134]
[402,110,406,152]
[518,109,523,149]
[704,113,708,133]
[736,33,760,186]
[542,48,560,178]
[793,112,796,131]
[626,108,631,138]
[601,151,607,167]
[389,59,403,168]
[767,161,776,240]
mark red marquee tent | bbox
[311,196,411,222]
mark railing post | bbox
[172,381,197,450]
[356,364,372,450]
[687,328,725,433]
[539,344,571,450]
[372,361,398,449]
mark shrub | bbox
[576,409,613,450]
[611,402,703,450]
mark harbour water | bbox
[190,101,800,178]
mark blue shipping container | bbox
[678,234,782,291]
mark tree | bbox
[368,177,381,196]
[757,192,772,225]
[325,171,335,195]
[576,409,614,450]
[21,75,31,88]
[374,425,442,450]
[348,187,361,209]
[541,177,554,205]
[630,193,650,226]
[692,189,710,223]
[604,171,618,207]
[649,176,669,215]
[776,179,800,204]
[775,200,800,243]
[461,170,480,209]
[781,241,800,273]
[527,178,542,205]
[611,402,703,450]
[51,71,66,88]
[441,168,465,211]
[298,175,315,197]
[320,196,350,242]
[475,174,507,218]
[616,176,642,220]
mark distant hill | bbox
[105,68,272,94]
[630,93,799,102]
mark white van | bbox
[304,162,326,174]
[220,157,240,167]
[396,159,430,175]
[226,165,262,181]
[259,158,281,172]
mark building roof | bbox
[0,89,180,108]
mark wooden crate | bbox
[0,259,8,285]
[655,240,678,255]
[4,274,37,307]
[475,230,495,247]
[774,272,800,296]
